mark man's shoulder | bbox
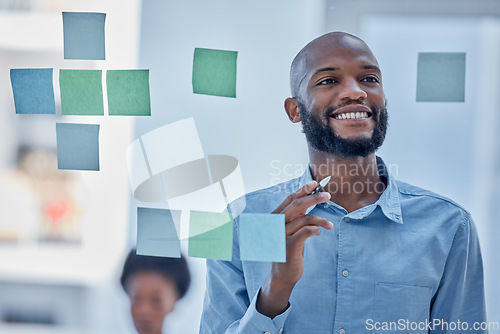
[395,179,471,218]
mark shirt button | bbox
[278,329,284,334]
[339,328,346,334]
[264,332,271,334]
[343,217,350,222]
[342,269,349,277]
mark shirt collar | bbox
[300,156,403,224]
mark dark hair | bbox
[120,249,191,299]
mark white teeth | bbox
[334,111,371,119]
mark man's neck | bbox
[309,149,386,213]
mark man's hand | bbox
[256,180,333,318]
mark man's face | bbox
[295,35,388,157]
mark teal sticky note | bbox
[137,208,181,258]
[10,68,55,114]
[56,123,100,171]
[63,12,106,60]
[188,211,233,261]
[106,70,151,116]
[239,214,286,262]
[192,48,237,98]
[416,52,466,102]
[60,70,104,115]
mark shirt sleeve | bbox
[430,213,488,333]
[199,216,292,334]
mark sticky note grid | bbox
[10,11,156,171]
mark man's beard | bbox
[298,100,388,157]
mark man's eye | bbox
[317,78,336,85]
[362,76,380,83]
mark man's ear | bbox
[284,97,302,123]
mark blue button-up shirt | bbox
[200,159,487,334]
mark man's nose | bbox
[339,78,367,102]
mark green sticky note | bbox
[137,208,181,258]
[416,52,466,102]
[188,211,233,261]
[60,70,104,115]
[106,70,151,116]
[239,214,286,262]
[56,123,100,171]
[192,48,237,98]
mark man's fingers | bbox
[272,181,318,214]
[281,192,330,222]
[289,225,322,245]
[286,215,333,236]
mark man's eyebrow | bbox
[362,64,381,72]
[312,67,339,76]
[312,65,381,76]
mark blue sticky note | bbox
[56,123,100,171]
[63,12,106,60]
[137,208,181,258]
[10,68,56,114]
[416,52,466,102]
[239,214,286,262]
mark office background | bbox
[0,0,498,333]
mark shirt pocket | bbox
[371,282,432,334]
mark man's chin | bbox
[336,133,373,143]
[322,136,379,158]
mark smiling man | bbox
[200,32,487,334]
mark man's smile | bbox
[332,111,371,120]
[329,104,373,121]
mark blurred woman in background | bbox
[121,249,191,334]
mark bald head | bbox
[290,32,379,98]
